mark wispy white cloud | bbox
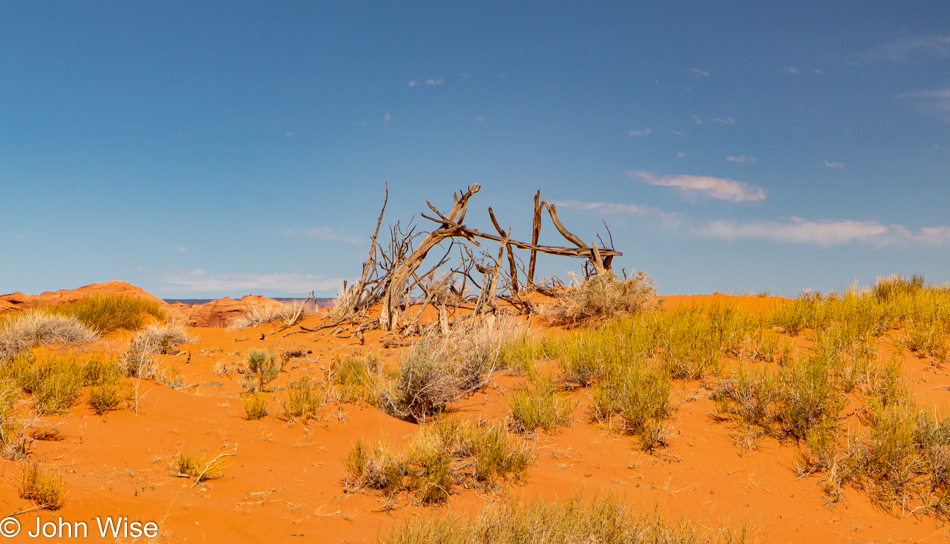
[677,151,686,158]
[691,68,710,78]
[695,218,950,247]
[692,115,702,125]
[727,155,756,164]
[814,69,823,75]
[177,246,188,253]
[711,117,735,124]
[695,218,887,246]
[671,130,684,135]
[476,115,486,123]
[555,200,683,228]
[426,78,443,86]
[284,226,362,245]
[627,170,766,202]
[384,112,392,124]
[783,66,800,74]
[859,35,950,63]
[628,128,652,136]
[408,80,418,87]
[901,88,950,118]
[161,270,349,294]
[824,160,845,168]
[284,131,294,136]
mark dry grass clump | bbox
[20,463,66,510]
[0,379,26,459]
[176,450,231,483]
[591,362,672,452]
[545,270,658,327]
[344,419,532,504]
[327,353,383,404]
[712,355,845,443]
[508,374,572,434]
[125,322,194,378]
[48,295,165,333]
[243,392,268,420]
[379,493,755,544]
[228,300,313,330]
[0,310,98,360]
[382,317,525,422]
[281,375,324,421]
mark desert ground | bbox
[1,277,950,544]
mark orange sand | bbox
[0,284,948,543]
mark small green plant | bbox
[16,356,86,415]
[243,392,268,420]
[243,349,281,393]
[20,463,66,510]
[327,353,381,403]
[344,419,532,504]
[281,376,323,421]
[508,375,572,434]
[176,450,231,483]
[88,384,123,414]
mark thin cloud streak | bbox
[694,218,950,247]
[859,35,950,63]
[902,88,950,117]
[824,160,845,168]
[161,270,349,294]
[628,170,766,202]
[555,200,682,228]
[628,128,651,136]
[727,155,756,164]
[284,226,363,245]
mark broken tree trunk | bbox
[543,202,608,276]
[378,184,482,331]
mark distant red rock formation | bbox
[0,281,287,328]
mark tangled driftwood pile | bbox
[287,184,621,343]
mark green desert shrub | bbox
[591,362,672,451]
[508,375,572,434]
[281,375,323,421]
[88,384,123,414]
[243,349,281,393]
[327,353,382,403]
[344,419,532,504]
[379,493,755,544]
[20,463,66,510]
[48,295,165,333]
[712,355,844,442]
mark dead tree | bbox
[300,184,623,335]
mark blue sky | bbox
[2,1,949,298]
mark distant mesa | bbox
[0,281,319,328]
